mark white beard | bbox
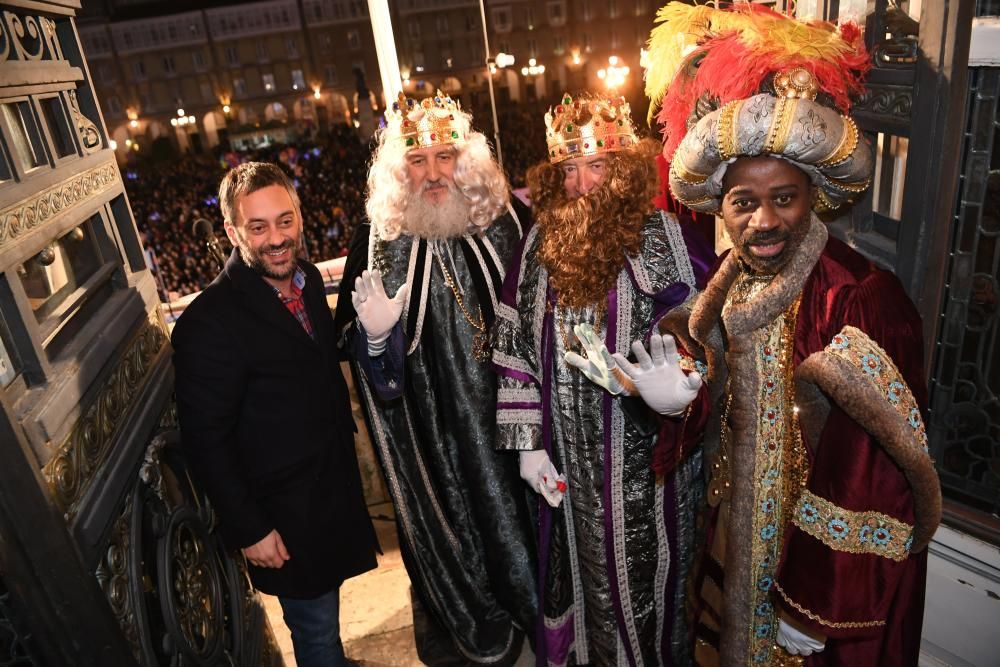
[401,183,474,240]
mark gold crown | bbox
[545,93,638,163]
[383,90,467,150]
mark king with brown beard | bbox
[492,93,717,666]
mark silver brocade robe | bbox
[493,211,705,667]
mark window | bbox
[132,60,146,80]
[525,7,535,29]
[548,1,566,26]
[324,64,337,85]
[608,0,618,18]
[436,16,450,33]
[105,96,122,116]
[39,96,75,159]
[0,313,21,389]
[318,34,332,55]
[256,41,269,62]
[441,50,453,68]
[292,69,305,90]
[15,216,115,360]
[635,0,647,15]
[162,56,176,75]
[465,14,477,32]
[285,37,298,58]
[262,73,276,92]
[193,50,206,70]
[583,32,592,52]
[200,82,213,102]
[491,7,512,33]
[553,35,565,55]
[96,63,114,84]
[225,45,239,66]
[18,222,102,325]
[233,77,247,98]
[347,29,360,50]
[2,101,47,171]
[408,21,421,39]
[581,0,592,21]
[611,29,619,49]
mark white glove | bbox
[612,334,702,416]
[776,617,826,656]
[352,269,409,356]
[564,323,624,395]
[518,450,566,508]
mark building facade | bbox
[78,0,660,156]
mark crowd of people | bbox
[126,103,550,300]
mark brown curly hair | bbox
[529,138,660,310]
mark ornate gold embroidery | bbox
[824,326,929,452]
[826,175,872,193]
[816,115,859,168]
[717,99,743,161]
[774,581,887,629]
[763,97,799,155]
[671,160,710,185]
[722,271,805,663]
[792,490,914,561]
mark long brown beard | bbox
[531,146,658,310]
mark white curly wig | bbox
[366,107,509,241]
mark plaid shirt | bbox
[273,267,315,339]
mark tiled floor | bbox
[261,503,422,666]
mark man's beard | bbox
[731,212,812,274]
[537,184,645,310]
[401,182,474,239]
[237,234,301,281]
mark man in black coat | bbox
[172,161,377,667]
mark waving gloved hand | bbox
[352,269,409,356]
[518,450,567,508]
[564,323,625,396]
[776,616,826,656]
[612,334,702,416]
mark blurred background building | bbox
[77,0,658,158]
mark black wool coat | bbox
[172,249,377,598]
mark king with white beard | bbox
[334,91,536,666]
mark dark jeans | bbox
[278,586,350,667]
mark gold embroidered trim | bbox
[792,490,914,562]
[826,175,871,193]
[774,581,886,629]
[816,115,859,168]
[813,188,838,212]
[764,96,798,155]
[671,160,710,185]
[824,325,929,453]
[717,99,743,161]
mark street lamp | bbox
[490,52,515,74]
[597,55,629,89]
[521,58,545,77]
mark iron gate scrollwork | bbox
[96,421,283,666]
[928,67,1000,519]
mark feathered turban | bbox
[644,3,874,213]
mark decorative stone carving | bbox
[0,160,117,249]
[43,313,169,517]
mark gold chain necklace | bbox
[435,251,490,362]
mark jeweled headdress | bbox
[383,90,467,150]
[644,3,873,213]
[545,93,638,164]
